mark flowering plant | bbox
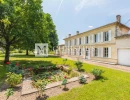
[62,76,68,90]
[6,62,10,65]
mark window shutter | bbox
[84,37,85,44]
[81,37,83,44]
[108,47,111,58]
[92,35,94,43]
[98,33,100,42]
[109,30,112,41]
[73,39,74,46]
[100,47,103,57]
[68,41,69,46]
[101,32,103,42]
[91,47,94,57]
[77,38,79,45]
[88,36,90,43]
[98,48,100,57]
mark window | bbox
[94,48,98,57]
[79,38,81,45]
[79,49,81,55]
[104,47,108,57]
[104,31,109,41]
[74,39,77,45]
[86,48,88,56]
[74,49,76,55]
[94,34,98,43]
[86,36,89,44]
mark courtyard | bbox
[0,54,130,100]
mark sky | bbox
[42,0,130,45]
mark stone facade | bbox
[57,16,130,64]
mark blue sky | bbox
[42,0,130,44]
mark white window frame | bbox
[86,36,89,44]
[94,34,98,43]
[94,48,98,57]
[104,47,109,58]
[103,31,109,42]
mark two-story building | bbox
[62,15,130,66]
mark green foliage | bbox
[6,62,24,75]
[69,71,79,78]
[91,69,104,79]
[5,88,14,100]
[74,61,83,71]
[79,75,87,84]
[62,78,67,85]
[6,72,22,87]
[63,59,67,65]
[32,80,47,97]
[0,0,57,62]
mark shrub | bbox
[6,62,24,75]
[69,71,79,78]
[63,59,67,65]
[32,80,47,97]
[5,88,14,100]
[74,61,83,71]
[79,75,87,84]
[91,69,104,79]
[6,72,22,87]
[62,76,68,90]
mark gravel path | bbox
[62,55,130,72]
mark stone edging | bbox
[21,74,89,95]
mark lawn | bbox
[0,54,130,100]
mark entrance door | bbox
[86,48,90,59]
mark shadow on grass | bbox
[9,55,60,58]
[7,60,56,68]
[93,76,108,82]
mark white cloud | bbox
[88,26,94,28]
[55,0,64,19]
[75,0,107,13]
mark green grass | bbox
[0,55,130,100]
[0,62,6,87]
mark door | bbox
[118,49,130,66]
[86,48,90,59]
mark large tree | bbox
[0,0,57,62]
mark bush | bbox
[32,80,47,97]
[6,72,22,87]
[5,88,14,100]
[6,62,24,75]
[62,76,68,90]
[74,61,83,71]
[63,59,67,65]
[91,69,104,79]
[79,75,87,84]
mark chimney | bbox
[68,34,71,37]
[76,31,79,35]
[116,15,121,23]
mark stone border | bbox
[21,74,89,95]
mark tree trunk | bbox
[4,44,10,63]
[26,49,29,55]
